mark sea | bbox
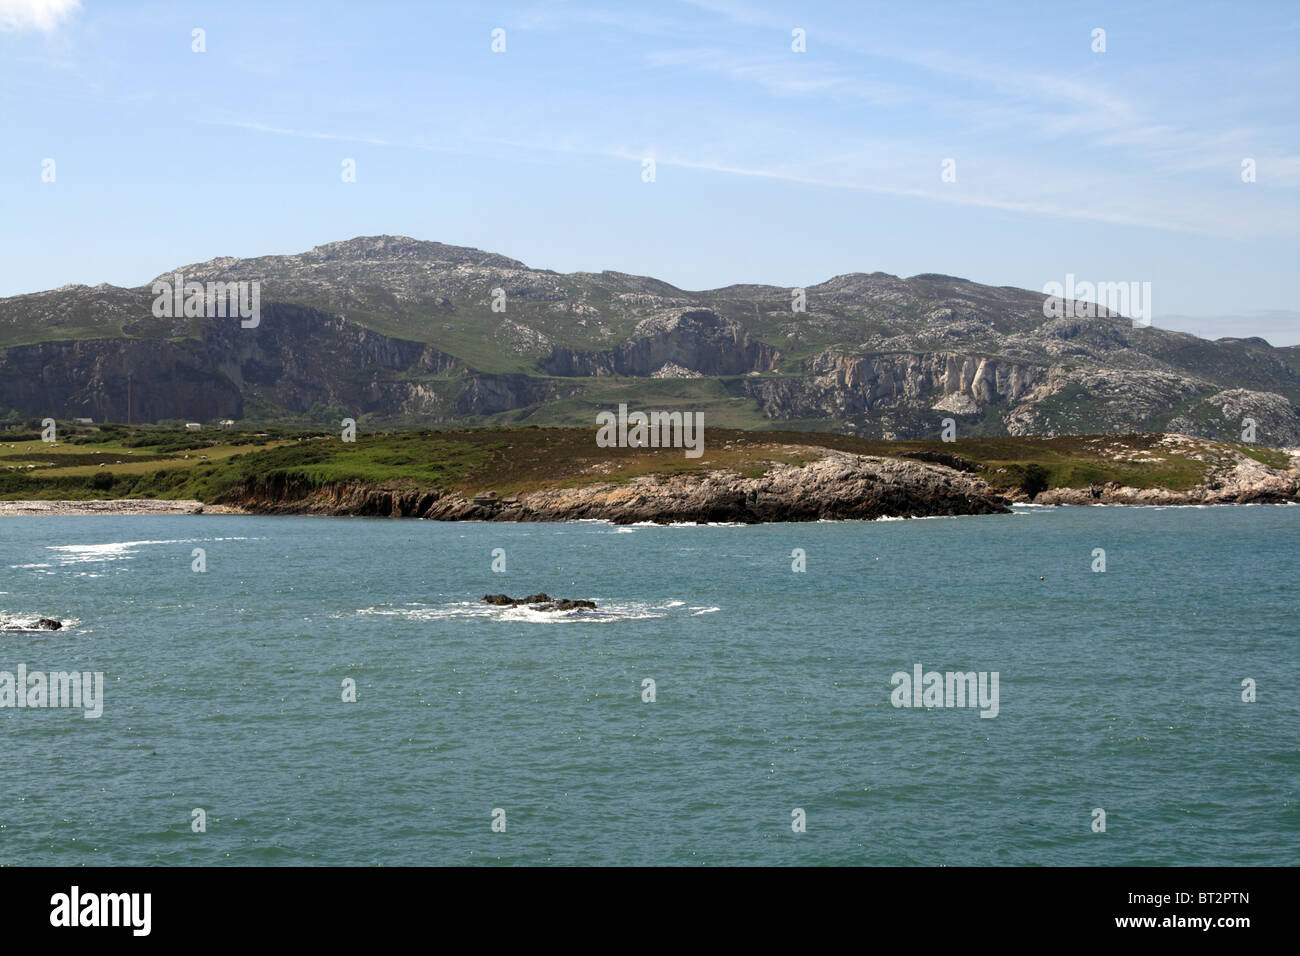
[1,504,1296,865]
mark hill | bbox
[2,236,1297,444]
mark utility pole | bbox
[127,372,132,426]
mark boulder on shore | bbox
[482,593,597,611]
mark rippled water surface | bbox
[1,505,1296,865]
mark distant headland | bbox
[1,424,1296,522]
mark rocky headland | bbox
[1025,436,1300,505]
[3,428,1296,521]
[218,449,1011,523]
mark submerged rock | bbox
[482,594,597,611]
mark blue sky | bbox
[2,0,1298,344]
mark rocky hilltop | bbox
[2,235,1297,443]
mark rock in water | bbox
[0,617,64,631]
[482,594,596,611]
[551,599,596,611]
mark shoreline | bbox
[0,499,247,517]
[4,494,1298,520]
[2,500,1296,518]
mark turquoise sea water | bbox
[1,505,1296,866]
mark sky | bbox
[1,0,1298,345]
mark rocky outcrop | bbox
[483,594,597,611]
[742,351,1046,421]
[216,450,1011,522]
[1177,389,1300,446]
[898,450,979,472]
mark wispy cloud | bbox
[658,1,1300,194]
[205,119,496,159]
[599,144,1216,234]
[217,120,397,148]
[645,47,913,105]
[0,0,80,34]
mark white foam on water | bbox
[46,541,148,564]
[636,521,748,528]
[44,536,258,566]
[355,597,688,625]
[358,602,498,622]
